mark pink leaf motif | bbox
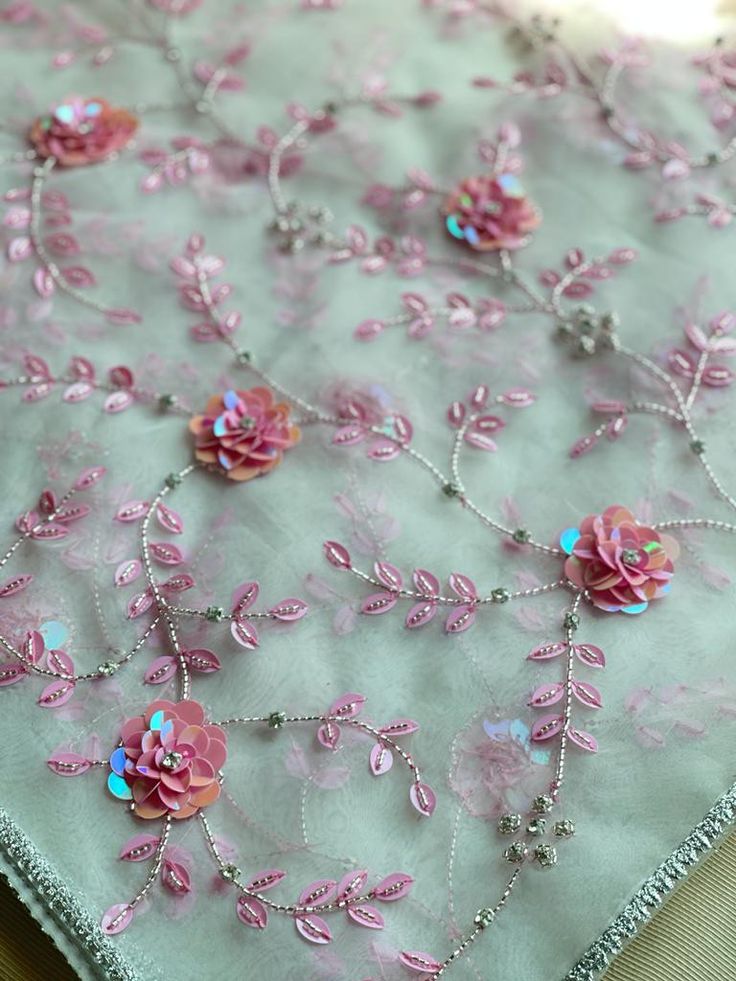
[101,904,133,936]
[236,896,268,930]
[160,573,195,593]
[46,649,73,676]
[329,692,365,719]
[569,433,598,458]
[295,914,332,945]
[567,725,599,753]
[409,782,436,817]
[405,601,437,629]
[230,618,259,650]
[22,383,52,403]
[347,905,384,929]
[298,880,338,906]
[55,504,90,524]
[527,641,567,661]
[369,743,393,775]
[375,561,402,590]
[444,603,476,633]
[373,872,414,902]
[323,540,351,569]
[22,630,45,663]
[332,424,366,446]
[0,664,27,686]
[448,572,477,600]
[31,523,68,541]
[354,319,384,341]
[47,752,90,776]
[0,575,32,597]
[361,592,397,615]
[186,648,221,673]
[232,581,259,615]
[114,559,142,587]
[104,391,134,413]
[61,266,96,288]
[244,869,286,892]
[412,568,439,596]
[399,950,442,974]
[572,680,603,709]
[367,438,400,462]
[156,502,183,534]
[317,721,341,750]
[529,682,565,708]
[161,859,191,894]
[127,590,154,620]
[337,869,368,902]
[269,598,308,621]
[149,542,184,565]
[7,236,32,262]
[469,384,490,409]
[106,308,142,326]
[531,714,564,742]
[33,268,54,298]
[464,430,497,452]
[447,401,466,427]
[703,365,734,387]
[38,678,75,708]
[115,500,149,523]
[499,388,536,408]
[144,655,177,685]
[379,719,419,737]
[119,834,160,862]
[473,414,505,434]
[75,465,106,490]
[574,643,606,668]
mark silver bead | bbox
[532,794,554,814]
[504,841,528,864]
[97,661,118,677]
[497,813,522,835]
[268,711,286,729]
[526,818,546,836]
[220,864,241,881]
[553,819,575,838]
[161,751,183,770]
[474,907,495,928]
[534,844,558,868]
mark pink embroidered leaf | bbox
[369,743,393,775]
[106,308,142,326]
[24,354,51,379]
[298,880,338,905]
[61,266,96,289]
[567,725,599,753]
[361,592,397,615]
[444,603,476,633]
[47,752,90,777]
[7,236,32,262]
[269,598,308,621]
[144,655,177,685]
[447,401,466,427]
[156,502,184,534]
[469,384,490,409]
[22,630,45,663]
[379,719,419,737]
[149,542,184,565]
[464,430,497,452]
[399,950,442,974]
[127,589,154,620]
[373,872,414,902]
[405,601,437,629]
[46,648,74,676]
[75,465,106,490]
[16,511,37,534]
[295,914,332,945]
[529,682,565,708]
[367,438,400,462]
[374,561,402,590]
[160,573,195,593]
[332,424,366,446]
[161,859,191,894]
[329,692,365,719]
[317,721,341,750]
[114,559,142,587]
[531,714,564,742]
[527,641,567,661]
[448,572,477,600]
[236,896,268,930]
[244,869,287,892]
[703,365,734,387]
[0,575,33,597]
[31,523,69,541]
[115,500,149,523]
[569,433,598,458]
[574,643,606,668]
[572,680,603,709]
[606,415,628,440]
[354,319,385,341]
[55,504,91,524]
[473,414,505,434]
[22,383,52,403]
[347,905,384,929]
[38,678,75,708]
[409,782,436,817]
[101,904,133,936]
[232,581,259,615]
[499,388,536,408]
[412,568,439,596]
[186,648,221,673]
[104,391,134,413]
[337,869,368,902]
[0,664,27,686]
[119,834,160,862]
[323,540,351,569]
[230,618,259,650]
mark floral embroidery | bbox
[109,699,226,820]
[28,99,138,168]
[442,173,541,251]
[561,506,679,614]
[189,388,301,481]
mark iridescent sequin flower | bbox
[561,505,679,614]
[442,174,541,251]
[189,387,301,481]
[108,699,227,820]
[29,98,138,168]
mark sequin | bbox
[107,773,133,801]
[109,748,127,776]
[559,527,581,555]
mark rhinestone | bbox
[496,813,522,835]
[235,350,252,365]
[621,548,639,565]
[205,606,224,622]
[474,908,495,928]
[268,711,286,729]
[690,438,705,455]
[599,311,619,332]
[532,794,554,814]
[96,661,118,677]
[512,528,531,544]
[442,481,460,498]
[534,844,558,868]
[158,393,175,409]
[563,612,580,631]
[577,335,596,356]
[554,819,576,838]
[526,818,546,836]
[576,317,597,336]
[503,841,528,864]
[161,751,183,770]
[491,587,510,604]
[165,473,182,489]
[220,864,241,881]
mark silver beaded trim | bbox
[564,781,736,980]
[0,807,157,981]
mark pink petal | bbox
[567,725,599,752]
[144,655,177,685]
[531,714,564,741]
[399,950,442,974]
[574,643,606,668]
[298,879,338,905]
[231,618,259,650]
[572,680,603,708]
[236,896,268,929]
[317,721,341,750]
[295,914,332,945]
[374,561,402,589]
[328,692,365,719]
[373,872,413,902]
[337,869,368,902]
[409,782,436,817]
[347,904,384,929]
[101,904,133,936]
[405,601,437,629]
[47,752,90,776]
[114,559,142,587]
[527,641,567,661]
[0,574,32,597]
[361,592,397,615]
[379,719,419,737]
[369,743,393,775]
[156,502,183,534]
[528,682,565,708]
[323,540,351,569]
[119,834,160,862]
[269,598,308,621]
[444,603,476,633]
[244,869,287,892]
[38,678,75,708]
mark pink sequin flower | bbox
[29,98,138,168]
[562,505,679,614]
[189,387,301,481]
[108,700,227,820]
[442,174,541,251]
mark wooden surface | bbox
[1,834,735,980]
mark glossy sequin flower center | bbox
[561,505,679,614]
[28,98,138,168]
[442,174,541,251]
[108,699,226,819]
[189,387,301,481]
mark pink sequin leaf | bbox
[401,292,428,314]
[0,575,33,597]
[369,742,393,775]
[574,643,606,668]
[236,895,268,930]
[373,872,414,902]
[68,356,95,381]
[447,400,466,428]
[400,951,442,974]
[144,655,177,685]
[374,560,403,590]
[499,388,536,408]
[161,858,191,894]
[354,319,385,341]
[127,589,154,620]
[527,641,567,661]
[185,648,221,673]
[46,648,74,676]
[156,502,184,534]
[295,913,332,945]
[569,433,598,458]
[31,523,69,541]
[244,869,287,892]
[567,726,599,753]
[405,600,437,629]
[119,834,160,862]
[409,782,436,817]
[337,869,368,903]
[75,465,106,490]
[528,682,565,708]
[101,904,134,936]
[0,663,27,686]
[46,752,91,776]
[269,598,308,621]
[115,500,149,523]
[367,438,401,462]
[298,879,338,905]
[149,542,184,565]
[412,569,439,597]
[572,680,603,709]
[448,572,477,600]
[15,511,38,534]
[328,692,365,719]
[379,719,419,737]
[37,678,75,708]
[361,592,398,615]
[24,354,52,380]
[332,424,366,446]
[160,573,195,593]
[231,618,259,650]
[55,504,91,524]
[531,714,564,742]
[22,630,45,663]
[317,721,341,750]
[114,559,142,587]
[445,603,477,633]
[61,266,96,289]
[347,905,385,929]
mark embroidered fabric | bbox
[0,2,735,980]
